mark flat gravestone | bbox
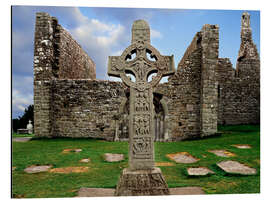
[169,187,205,195]
[187,167,215,176]
[62,148,82,153]
[49,166,89,174]
[80,158,91,163]
[103,153,124,162]
[108,19,175,196]
[13,137,32,142]
[209,150,235,157]
[166,152,199,163]
[217,160,256,175]
[24,165,52,173]
[232,144,251,149]
[77,188,115,197]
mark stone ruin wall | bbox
[52,80,126,140]
[34,12,96,137]
[33,12,259,140]
[216,12,260,125]
[155,32,202,140]
[155,24,219,141]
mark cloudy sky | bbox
[11,6,260,118]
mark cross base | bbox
[115,167,170,196]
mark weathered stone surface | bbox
[24,165,52,173]
[115,167,169,196]
[166,152,199,163]
[103,153,124,162]
[77,188,115,197]
[169,187,205,195]
[49,166,89,174]
[217,160,256,175]
[232,144,251,149]
[79,158,91,163]
[187,167,215,176]
[13,137,32,142]
[209,150,235,157]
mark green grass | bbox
[12,133,34,138]
[12,125,260,198]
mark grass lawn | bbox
[12,133,34,138]
[12,125,260,198]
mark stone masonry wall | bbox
[52,80,126,140]
[34,12,96,137]
[58,28,96,79]
[155,32,203,141]
[217,12,260,125]
[217,58,260,125]
[200,24,219,136]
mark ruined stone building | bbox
[33,12,260,141]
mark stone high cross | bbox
[108,20,175,170]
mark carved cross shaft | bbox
[108,20,175,170]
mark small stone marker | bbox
[13,137,32,142]
[80,158,91,163]
[24,165,52,173]
[187,167,215,176]
[12,166,16,171]
[103,153,124,162]
[62,148,82,153]
[217,160,256,175]
[232,144,251,149]
[209,150,235,157]
[166,152,199,163]
[49,166,89,174]
[108,19,175,196]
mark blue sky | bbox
[12,6,260,118]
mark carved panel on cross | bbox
[132,137,152,159]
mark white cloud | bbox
[151,29,162,39]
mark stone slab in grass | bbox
[169,187,205,195]
[187,167,215,176]
[76,187,205,197]
[12,166,16,171]
[79,158,91,163]
[62,148,82,154]
[77,188,115,197]
[49,166,89,174]
[13,137,32,142]
[24,165,52,173]
[209,150,235,157]
[232,144,251,149]
[103,153,124,162]
[166,152,199,163]
[217,160,256,175]
[155,162,175,166]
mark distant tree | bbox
[12,105,34,132]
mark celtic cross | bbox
[108,20,175,170]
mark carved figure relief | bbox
[134,115,150,136]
